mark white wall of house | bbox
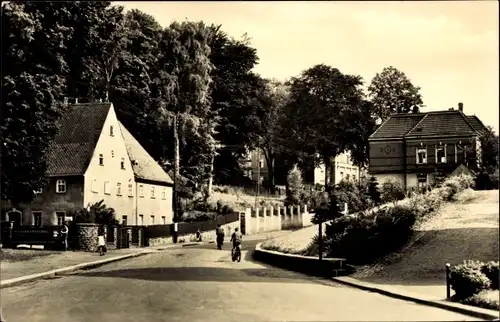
[136,182,173,226]
[372,173,405,187]
[83,105,136,224]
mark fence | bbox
[240,205,315,235]
[1,221,68,250]
[145,212,240,245]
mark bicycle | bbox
[231,244,241,262]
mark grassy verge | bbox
[0,248,60,262]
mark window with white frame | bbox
[138,214,144,226]
[99,154,104,166]
[436,145,446,164]
[128,183,133,197]
[56,211,65,225]
[151,186,155,198]
[162,188,166,200]
[416,147,427,164]
[161,216,166,225]
[139,184,144,197]
[116,182,122,195]
[150,215,155,225]
[91,179,98,193]
[56,179,66,193]
[104,181,111,195]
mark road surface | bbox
[1,239,483,322]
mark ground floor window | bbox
[32,211,42,227]
[56,211,66,225]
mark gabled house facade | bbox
[1,102,174,227]
[368,103,489,190]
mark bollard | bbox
[446,263,451,298]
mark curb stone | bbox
[331,276,499,321]
[253,243,499,321]
[0,250,156,289]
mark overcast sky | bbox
[116,1,499,132]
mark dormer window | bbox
[416,147,427,164]
[110,126,114,136]
[56,179,66,193]
[121,158,125,169]
[99,154,104,166]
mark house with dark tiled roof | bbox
[1,102,174,227]
[368,102,489,190]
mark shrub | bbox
[366,176,382,205]
[450,262,491,299]
[461,290,500,310]
[481,261,500,290]
[380,179,405,204]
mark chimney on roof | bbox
[458,102,463,112]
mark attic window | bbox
[99,154,104,166]
[121,158,125,169]
[110,126,114,136]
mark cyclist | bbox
[230,227,242,255]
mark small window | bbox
[151,186,155,198]
[110,125,114,136]
[99,154,104,166]
[139,184,144,197]
[259,160,263,168]
[121,158,125,169]
[436,146,446,164]
[56,179,66,193]
[138,214,144,226]
[416,148,427,164]
[150,215,155,225]
[161,216,166,225]
[91,179,98,193]
[128,183,133,197]
[162,188,166,200]
[116,182,122,196]
[104,181,111,195]
[32,211,42,227]
[111,150,115,158]
[56,211,65,225]
[122,215,127,226]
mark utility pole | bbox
[173,112,180,222]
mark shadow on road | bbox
[77,266,319,284]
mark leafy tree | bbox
[1,2,73,204]
[285,165,303,206]
[380,178,405,205]
[345,100,377,168]
[74,200,119,225]
[480,126,499,172]
[208,26,262,185]
[368,66,424,121]
[287,64,366,186]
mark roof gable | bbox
[466,116,489,135]
[369,114,425,139]
[118,122,174,185]
[406,110,476,137]
[46,103,111,176]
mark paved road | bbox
[1,239,483,322]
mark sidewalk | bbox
[1,248,146,281]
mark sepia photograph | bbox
[1,1,499,321]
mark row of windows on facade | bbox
[28,212,167,227]
[415,144,473,165]
[37,180,168,200]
